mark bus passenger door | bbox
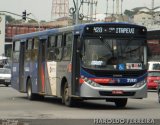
[71,35,81,95]
[38,39,46,93]
[19,42,25,92]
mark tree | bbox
[28,19,38,23]
[5,15,16,23]
[124,10,135,17]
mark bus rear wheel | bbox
[27,79,36,100]
[62,83,75,107]
[114,98,127,108]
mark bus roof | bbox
[13,22,146,40]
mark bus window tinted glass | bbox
[48,36,56,48]
[34,38,39,49]
[13,41,20,62]
[63,33,73,60]
[82,38,145,70]
[57,35,62,47]
[27,39,33,50]
[49,35,62,61]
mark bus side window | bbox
[54,35,63,61]
[48,36,57,48]
[32,37,39,61]
[63,33,73,61]
[12,41,20,62]
[47,36,57,60]
[25,39,33,61]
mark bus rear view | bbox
[78,23,147,107]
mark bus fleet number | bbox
[94,27,103,33]
[127,78,137,83]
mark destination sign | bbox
[116,28,135,34]
[84,25,146,35]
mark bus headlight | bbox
[81,76,101,87]
[89,81,101,87]
[133,80,146,88]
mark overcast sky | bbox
[0,0,160,21]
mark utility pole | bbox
[152,0,154,10]
[75,0,79,24]
[90,0,93,22]
[116,0,119,15]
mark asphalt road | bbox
[0,85,160,124]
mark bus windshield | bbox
[82,38,146,70]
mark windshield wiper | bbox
[99,37,114,56]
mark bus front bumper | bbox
[80,82,147,99]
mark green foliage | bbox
[124,10,136,17]
[28,19,37,23]
[0,13,46,24]
[5,15,16,23]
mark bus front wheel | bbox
[158,91,160,103]
[62,83,74,107]
[114,98,128,108]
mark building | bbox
[0,15,5,56]
[5,18,71,57]
[132,6,160,29]
[147,30,160,61]
[153,7,160,24]
[133,12,153,26]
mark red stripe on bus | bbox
[79,78,84,84]
[79,77,113,84]
[89,78,113,84]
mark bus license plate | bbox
[112,90,123,94]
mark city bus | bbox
[11,22,148,108]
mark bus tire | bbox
[27,79,36,100]
[114,98,127,108]
[5,83,9,87]
[62,82,74,107]
[158,91,160,103]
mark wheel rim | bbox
[27,85,31,98]
[64,86,69,103]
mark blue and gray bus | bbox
[11,22,148,108]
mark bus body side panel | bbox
[44,62,52,95]
[29,61,38,94]
[45,61,57,96]
[24,48,38,94]
[11,63,19,90]
[30,50,39,94]
[19,42,26,92]
[45,61,71,97]
[37,39,46,94]
[24,62,31,87]
[56,61,71,97]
